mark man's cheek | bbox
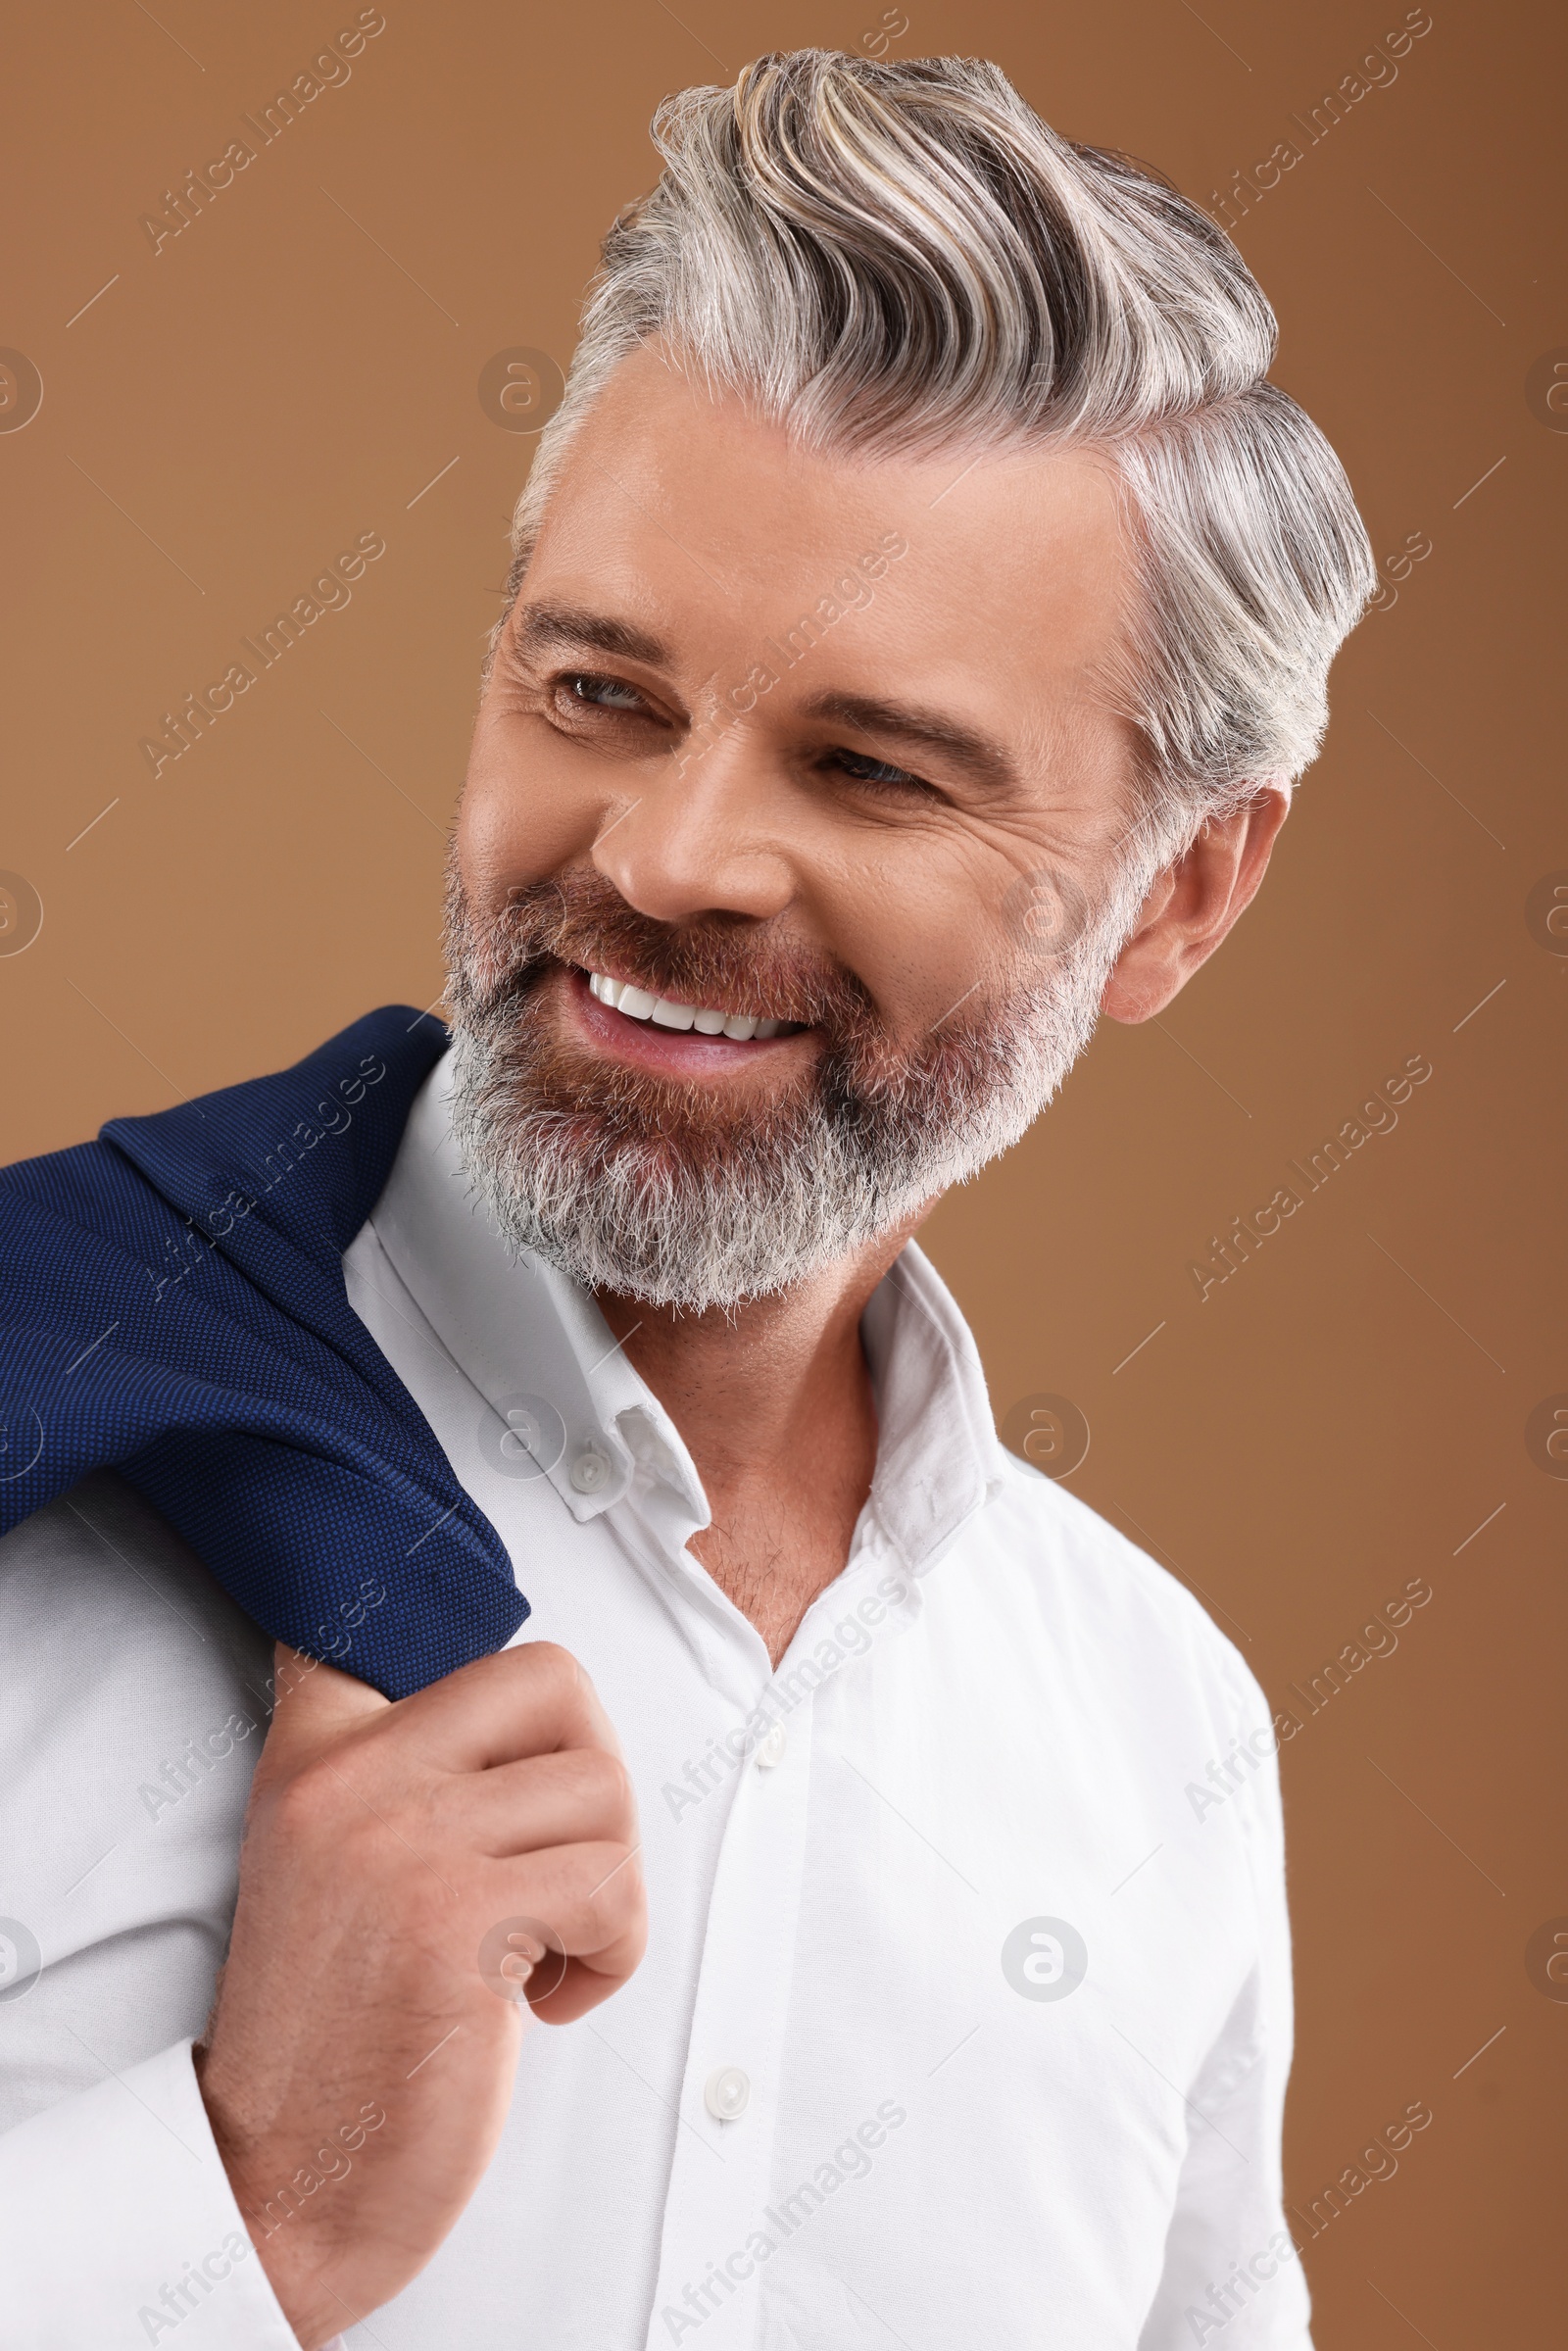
[851,851,1014,1041]
[461,724,601,896]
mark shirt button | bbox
[755,1720,787,1770]
[704,2066,750,2122]
[569,1447,612,1494]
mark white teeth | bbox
[586,969,792,1042]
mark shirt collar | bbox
[859,1245,1008,1574]
[366,1051,1005,1572]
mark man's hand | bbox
[195,1641,645,2349]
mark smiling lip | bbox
[564,964,811,1071]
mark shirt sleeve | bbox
[1137,1666,1314,2351]
[0,2034,304,2350]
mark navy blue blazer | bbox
[0,1008,524,1699]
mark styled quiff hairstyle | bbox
[500,49,1374,859]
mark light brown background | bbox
[3,1,1563,2340]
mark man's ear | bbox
[1101,786,1291,1024]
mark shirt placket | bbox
[641,1526,911,2351]
[644,1685,813,2348]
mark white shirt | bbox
[0,1053,1311,2349]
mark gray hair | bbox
[498,49,1374,860]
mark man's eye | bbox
[826,746,929,792]
[564,672,647,713]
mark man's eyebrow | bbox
[512,602,673,669]
[800,688,1019,791]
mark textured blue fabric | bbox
[0,1007,525,1699]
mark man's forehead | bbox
[523,355,1133,705]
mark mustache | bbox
[445,869,876,1034]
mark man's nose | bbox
[590,726,797,928]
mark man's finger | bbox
[366,1641,620,1773]
[475,1842,647,1988]
[449,1754,634,1863]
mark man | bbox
[0,48,1371,2351]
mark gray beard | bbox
[444,869,1145,1313]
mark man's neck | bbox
[595,1225,918,1664]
